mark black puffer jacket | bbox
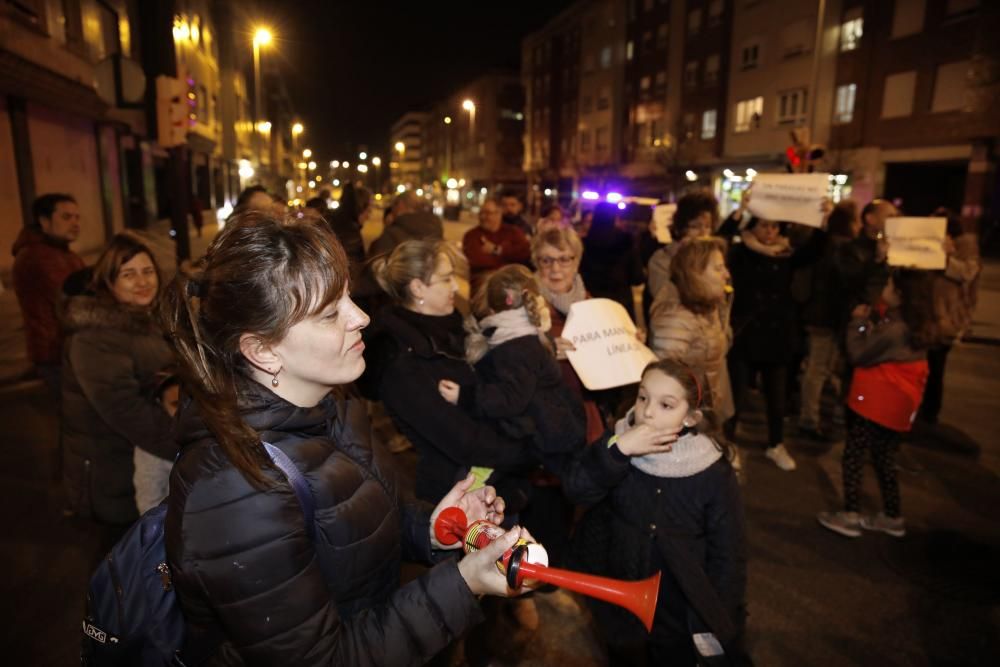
[460,334,586,476]
[563,434,747,656]
[360,306,537,503]
[61,295,176,523]
[165,382,482,665]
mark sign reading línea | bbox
[562,298,657,390]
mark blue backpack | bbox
[81,442,315,666]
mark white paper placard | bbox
[651,203,675,244]
[746,173,830,228]
[885,217,947,270]
[562,298,657,390]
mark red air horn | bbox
[434,507,661,632]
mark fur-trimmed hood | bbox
[61,294,161,336]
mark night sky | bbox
[249,0,576,164]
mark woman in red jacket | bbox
[818,270,937,539]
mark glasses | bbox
[537,255,576,269]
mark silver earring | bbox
[271,368,280,387]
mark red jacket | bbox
[462,225,531,275]
[12,227,85,364]
[848,361,928,432]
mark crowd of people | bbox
[9,180,981,665]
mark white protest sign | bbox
[885,217,947,270]
[562,298,657,390]
[651,203,675,244]
[746,172,829,228]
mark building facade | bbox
[827,0,999,221]
[422,71,525,198]
[390,111,427,189]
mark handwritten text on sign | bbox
[746,173,830,228]
[885,217,946,270]
[562,298,657,390]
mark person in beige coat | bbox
[648,237,735,424]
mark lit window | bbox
[834,84,857,123]
[626,40,634,61]
[840,13,863,51]
[777,88,808,125]
[734,96,764,133]
[701,109,717,139]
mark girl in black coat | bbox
[563,359,749,666]
[161,214,531,666]
[438,264,586,477]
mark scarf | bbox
[537,273,587,315]
[631,432,723,478]
[465,307,545,363]
[615,408,723,478]
[740,230,792,257]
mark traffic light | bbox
[156,76,188,148]
[785,129,825,173]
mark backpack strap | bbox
[262,441,316,542]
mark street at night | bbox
[2,0,999,665]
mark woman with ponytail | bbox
[437,264,586,477]
[160,213,529,665]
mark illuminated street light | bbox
[443,116,452,125]
[302,148,312,158]
[308,161,317,170]
[462,100,476,142]
[359,151,367,160]
[297,162,307,169]
[685,170,698,182]
[462,99,475,112]
[396,184,406,193]
[371,156,381,167]
[394,141,405,154]
[446,178,458,189]
[252,27,272,47]
[342,160,350,168]
[357,164,369,173]
[251,26,274,169]
[308,180,316,188]
[333,179,340,186]
[292,122,304,136]
[330,160,339,168]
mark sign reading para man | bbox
[746,173,830,228]
[562,298,657,390]
[885,217,947,270]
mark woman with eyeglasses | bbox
[532,227,606,443]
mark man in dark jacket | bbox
[12,193,86,398]
[368,191,444,259]
[500,191,532,237]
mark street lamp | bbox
[462,99,476,147]
[394,141,405,155]
[372,156,382,192]
[302,148,312,159]
[252,27,273,170]
[291,122,304,167]
[359,151,367,161]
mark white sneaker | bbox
[765,444,797,471]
